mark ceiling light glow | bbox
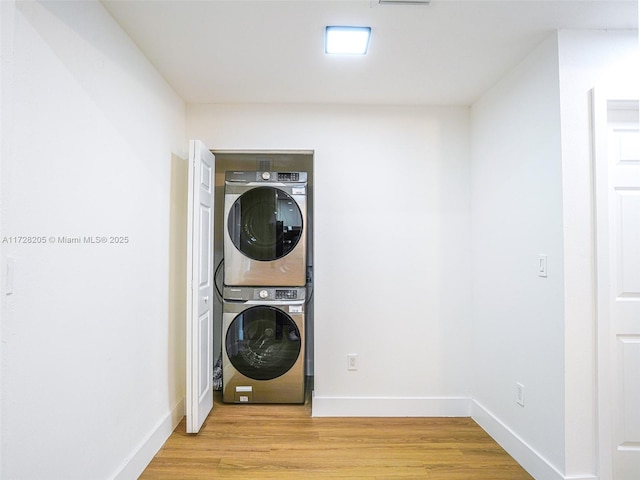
[325,26,371,55]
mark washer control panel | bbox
[275,289,298,300]
[223,286,306,302]
[253,288,299,301]
[251,287,304,301]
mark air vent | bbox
[257,157,273,171]
[379,0,431,5]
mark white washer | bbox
[224,171,307,287]
[222,286,305,404]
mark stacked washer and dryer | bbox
[222,171,308,404]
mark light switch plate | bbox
[347,354,358,371]
[538,255,548,277]
[516,383,525,407]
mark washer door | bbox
[227,186,303,261]
[226,306,301,381]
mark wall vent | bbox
[257,157,273,171]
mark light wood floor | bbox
[141,380,533,479]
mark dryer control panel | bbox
[276,172,300,182]
[225,171,308,184]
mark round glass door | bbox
[226,306,301,381]
[228,187,303,261]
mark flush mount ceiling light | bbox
[325,26,371,55]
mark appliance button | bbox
[261,172,271,180]
[259,289,269,299]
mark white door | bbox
[186,140,215,433]
[594,90,640,479]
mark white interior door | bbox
[594,90,640,479]
[186,140,215,433]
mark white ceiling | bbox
[102,0,638,106]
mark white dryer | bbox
[222,286,305,404]
[224,171,307,286]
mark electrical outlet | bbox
[347,354,358,371]
[516,383,525,407]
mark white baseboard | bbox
[311,394,471,417]
[471,400,597,480]
[111,397,185,480]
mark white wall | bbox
[187,103,472,416]
[470,29,639,480]
[0,2,186,479]
[470,33,566,477]
[557,29,639,478]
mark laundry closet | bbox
[186,148,315,411]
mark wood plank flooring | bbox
[141,380,533,479]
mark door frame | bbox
[592,86,640,479]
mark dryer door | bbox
[227,186,303,261]
[226,306,301,380]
